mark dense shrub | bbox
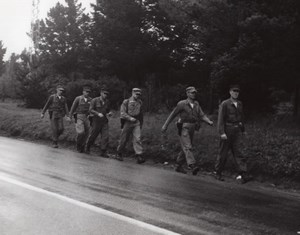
[241,123,300,180]
[17,69,49,109]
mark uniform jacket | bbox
[120,97,143,125]
[42,94,69,118]
[217,98,245,135]
[89,96,110,122]
[69,95,92,116]
[163,99,207,128]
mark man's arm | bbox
[161,104,181,132]
[198,106,213,126]
[89,98,105,117]
[217,102,226,135]
[139,101,144,127]
[64,98,69,118]
[69,97,79,118]
[105,101,113,117]
[202,115,213,126]
[89,98,98,116]
[41,95,53,117]
[120,100,134,121]
[106,100,111,114]
[239,102,245,132]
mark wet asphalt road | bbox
[0,178,175,235]
[0,136,299,235]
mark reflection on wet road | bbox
[0,137,299,235]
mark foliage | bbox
[241,121,300,180]
[0,53,20,100]
[13,50,71,108]
[39,0,91,76]
[95,75,128,109]
[0,40,6,75]
[13,51,48,108]
[64,76,127,109]
[1,0,299,115]
[210,0,300,112]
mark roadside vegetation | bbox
[1,101,299,187]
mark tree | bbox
[90,0,147,81]
[211,0,300,114]
[90,0,184,84]
[0,53,21,100]
[0,40,7,76]
[39,0,91,77]
[160,0,240,110]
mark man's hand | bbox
[220,133,227,140]
[161,125,167,133]
[40,113,44,119]
[130,117,136,122]
[208,120,213,126]
[98,113,104,118]
[106,111,113,118]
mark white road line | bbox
[0,174,181,235]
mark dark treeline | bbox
[0,0,299,115]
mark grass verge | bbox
[0,101,299,188]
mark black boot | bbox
[136,155,145,164]
[76,143,82,152]
[175,165,187,174]
[115,153,124,161]
[212,171,224,181]
[80,145,85,153]
[100,150,109,158]
[242,174,253,183]
[53,141,58,148]
[85,144,90,154]
[188,164,200,176]
[236,172,253,184]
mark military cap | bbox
[56,84,65,91]
[132,88,142,94]
[83,85,91,92]
[186,86,197,93]
[100,85,109,93]
[230,84,240,91]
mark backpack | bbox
[120,99,129,129]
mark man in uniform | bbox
[161,86,213,175]
[85,86,112,157]
[69,85,92,153]
[41,84,70,148]
[116,88,145,164]
[214,85,248,183]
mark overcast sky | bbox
[0,0,95,60]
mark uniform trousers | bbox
[75,114,90,150]
[86,118,109,152]
[117,121,143,155]
[177,123,196,166]
[215,126,247,175]
[50,117,64,142]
